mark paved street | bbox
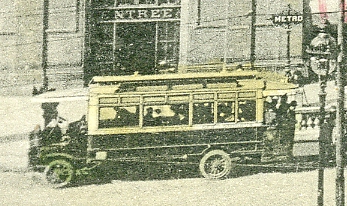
[0,165,345,206]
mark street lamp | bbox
[306,27,336,206]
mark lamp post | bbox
[306,28,336,206]
[285,4,293,69]
[42,0,49,91]
[335,1,345,205]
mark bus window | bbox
[99,106,139,128]
[238,100,256,122]
[169,104,189,125]
[143,104,189,127]
[193,102,214,124]
[217,102,235,123]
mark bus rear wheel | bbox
[199,150,233,179]
[44,160,74,188]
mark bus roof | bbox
[90,71,258,84]
[263,81,299,96]
[31,88,88,103]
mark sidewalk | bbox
[0,89,88,171]
[302,80,345,106]
[0,96,43,138]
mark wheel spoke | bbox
[45,160,74,188]
[211,159,223,174]
[211,166,219,174]
[200,150,232,179]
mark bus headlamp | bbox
[95,151,107,160]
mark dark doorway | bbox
[115,23,156,75]
[85,9,180,84]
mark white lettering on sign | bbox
[274,16,281,22]
[273,15,303,24]
[138,10,148,18]
[115,11,124,19]
[128,10,136,19]
[162,9,173,18]
[151,9,161,18]
[110,8,180,21]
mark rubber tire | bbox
[199,150,233,179]
[44,160,74,188]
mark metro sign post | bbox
[271,4,303,69]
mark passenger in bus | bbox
[217,102,234,122]
[113,107,122,126]
[238,101,256,122]
[144,107,156,126]
[114,107,130,127]
[154,109,164,126]
[133,106,139,125]
[111,106,139,127]
[170,104,188,125]
[193,103,214,124]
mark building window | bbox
[157,22,180,68]
[48,0,80,33]
[87,0,181,79]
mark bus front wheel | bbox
[44,160,74,188]
[199,150,233,179]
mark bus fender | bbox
[200,144,215,155]
[41,153,76,165]
[199,144,233,157]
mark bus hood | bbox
[31,88,88,103]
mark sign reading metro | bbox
[272,15,303,24]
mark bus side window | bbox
[238,100,256,122]
[217,102,235,123]
[193,102,214,124]
[99,107,115,128]
[143,104,189,127]
[98,106,139,128]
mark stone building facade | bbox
[0,0,330,94]
[0,0,85,94]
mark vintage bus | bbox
[29,71,297,187]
